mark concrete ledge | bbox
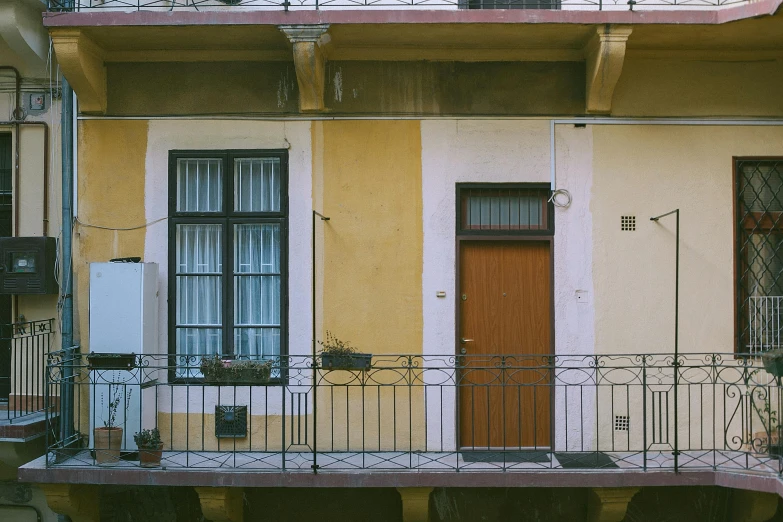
[41,0,783,28]
[19,457,783,495]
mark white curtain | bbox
[177,158,222,212]
[176,224,223,359]
[234,158,280,212]
[234,224,281,359]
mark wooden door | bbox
[458,241,551,449]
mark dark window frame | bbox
[734,157,783,355]
[456,183,554,237]
[168,149,289,380]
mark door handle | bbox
[460,338,474,343]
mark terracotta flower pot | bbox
[139,443,164,468]
[94,427,123,465]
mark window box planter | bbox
[200,356,273,385]
[87,352,136,370]
[321,353,372,371]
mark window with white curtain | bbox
[169,151,287,373]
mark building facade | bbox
[16,0,783,520]
[0,1,63,521]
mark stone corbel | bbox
[584,25,633,114]
[195,487,244,522]
[40,483,100,522]
[587,487,639,522]
[732,490,779,522]
[50,28,107,114]
[396,487,433,522]
[279,24,330,113]
[0,1,49,77]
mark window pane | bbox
[177,224,222,273]
[738,160,783,353]
[176,328,222,357]
[462,189,546,230]
[234,276,280,326]
[177,276,222,326]
[741,163,783,213]
[234,158,281,212]
[176,224,223,356]
[234,328,280,359]
[234,224,279,274]
[177,158,223,212]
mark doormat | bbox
[461,451,550,463]
[554,452,618,469]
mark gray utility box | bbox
[0,237,58,294]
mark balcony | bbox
[46,0,749,12]
[21,349,783,489]
[0,320,55,438]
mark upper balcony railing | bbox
[42,351,783,475]
[46,0,749,12]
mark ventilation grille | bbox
[614,415,630,431]
[621,216,636,231]
[215,406,247,438]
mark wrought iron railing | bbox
[43,352,783,474]
[0,319,55,423]
[46,0,748,12]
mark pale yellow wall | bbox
[592,125,783,355]
[74,120,148,434]
[320,120,423,356]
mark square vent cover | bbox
[614,415,630,431]
[621,216,636,231]
[215,405,248,438]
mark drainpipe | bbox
[60,78,74,444]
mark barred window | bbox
[736,159,783,353]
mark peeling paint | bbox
[334,68,343,103]
[277,69,292,109]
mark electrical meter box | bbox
[0,237,58,294]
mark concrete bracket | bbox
[279,24,331,113]
[0,1,49,77]
[40,483,100,522]
[195,486,244,522]
[733,489,779,522]
[397,487,433,522]
[50,28,107,114]
[584,25,633,115]
[587,487,639,522]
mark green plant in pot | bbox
[94,385,131,465]
[318,331,372,371]
[762,348,783,381]
[134,428,164,468]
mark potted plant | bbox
[94,385,131,465]
[762,348,783,380]
[318,331,372,371]
[134,428,164,468]
[750,401,783,457]
[199,354,273,384]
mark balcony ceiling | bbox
[43,0,783,63]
